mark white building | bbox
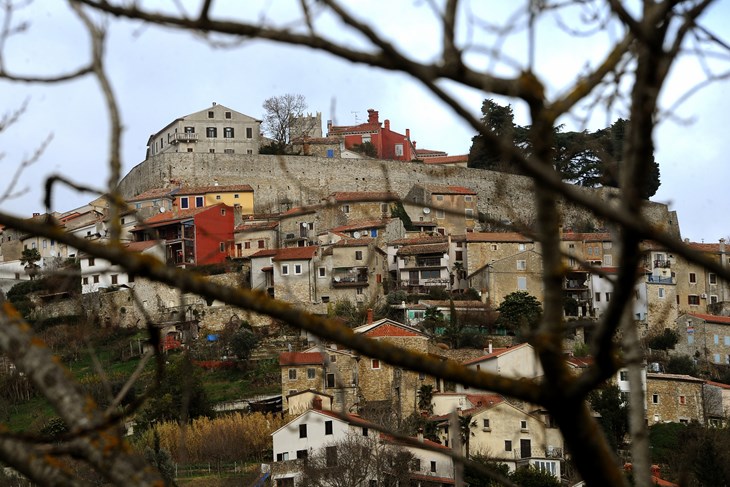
[79,240,164,294]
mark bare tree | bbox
[262,93,310,150]
[0,2,728,487]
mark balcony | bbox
[169,132,199,144]
[647,274,674,284]
[332,275,368,287]
[654,259,671,269]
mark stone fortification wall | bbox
[119,153,680,234]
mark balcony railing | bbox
[647,275,674,284]
[654,259,671,269]
[169,133,199,143]
[332,275,368,287]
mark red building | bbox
[327,109,416,161]
[131,204,234,266]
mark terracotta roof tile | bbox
[390,235,447,246]
[688,242,723,252]
[397,242,449,256]
[466,232,532,243]
[687,312,730,324]
[421,154,468,165]
[279,352,324,366]
[139,205,214,226]
[463,343,531,365]
[331,219,390,232]
[234,221,279,232]
[273,246,318,261]
[332,237,376,247]
[124,240,160,253]
[364,324,422,338]
[249,249,278,258]
[127,187,177,202]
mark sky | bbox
[0,1,728,243]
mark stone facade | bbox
[675,313,730,366]
[646,373,705,425]
[117,153,680,237]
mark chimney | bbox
[720,238,726,253]
[488,340,493,354]
[413,140,417,149]
[312,396,323,410]
[406,128,410,139]
[417,428,424,442]
[367,109,379,124]
[367,308,373,325]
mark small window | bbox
[709,273,717,284]
[325,420,333,435]
[223,148,234,154]
[206,127,217,138]
[517,260,526,270]
[326,373,335,388]
[195,196,204,207]
[483,419,490,429]
[318,267,326,278]
[329,354,337,363]
[465,208,474,219]
[491,244,498,251]
[180,197,189,209]
[219,242,225,252]
[288,369,296,380]
[209,148,215,153]
[355,251,363,260]
[520,420,528,430]
[111,275,118,285]
[595,292,601,302]
[714,353,721,363]
[322,296,330,303]
[464,195,473,202]
[247,149,253,155]
[326,446,337,467]
[244,242,251,249]
[342,204,350,214]
[299,424,307,438]
[362,427,369,437]
[224,127,234,138]
[688,295,700,305]
[619,371,628,381]
[258,240,265,249]
[88,258,96,266]
[394,143,404,156]
[517,276,527,290]
[208,111,214,118]
[652,394,659,404]
[282,264,289,276]
[605,292,611,302]
[430,461,436,473]
[246,127,253,138]
[82,277,88,285]
[689,272,696,283]
[93,275,99,284]
[371,359,380,369]
[505,440,512,452]
[658,288,665,298]
[294,264,302,275]
[679,395,686,405]
[225,111,231,119]
[413,459,421,472]
[296,449,308,459]
[307,368,315,379]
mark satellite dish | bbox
[159,207,166,213]
[423,207,431,214]
[301,222,308,228]
[353,231,361,239]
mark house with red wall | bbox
[131,204,234,267]
[327,109,417,161]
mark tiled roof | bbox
[424,184,477,195]
[687,312,730,324]
[390,235,447,246]
[419,300,485,308]
[249,249,278,259]
[281,206,318,217]
[326,191,400,203]
[688,242,723,252]
[272,246,318,261]
[397,242,449,256]
[332,237,375,248]
[466,232,532,243]
[331,219,390,232]
[706,380,730,389]
[463,343,531,365]
[561,232,612,242]
[646,372,705,383]
[421,154,468,165]
[465,394,504,408]
[127,187,177,202]
[137,205,212,226]
[278,352,324,366]
[124,240,160,253]
[364,323,423,338]
[176,184,253,195]
[234,221,279,232]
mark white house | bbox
[80,240,164,294]
[457,343,543,393]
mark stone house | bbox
[233,220,279,258]
[249,249,278,297]
[674,239,729,315]
[328,218,405,250]
[704,380,730,425]
[131,204,234,267]
[320,191,399,226]
[463,232,536,276]
[145,102,260,158]
[279,352,327,407]
[646,372,705,425]
[467,248,543,307]
[675,312,730,366]
[392,238,451,293]
[404,184,478,235]
[172,184,254,216]
[290,136,343,158]
[317,237,387,306]
[559,231,613,319]
[278,206,318,248]
[126,187,176,220]
[270,246,319,306]
[458,343,543,394]
[79,240,164,294]
[433,396,563,480]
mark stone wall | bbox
[118,153,680,236]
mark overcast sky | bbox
[0,1,728,243]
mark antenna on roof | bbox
[351,111,359,123]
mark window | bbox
[688,295,700,305]
[93,275,99,284]
[326,373,335,388]
[371,359,380,369]
[517,260,526,270]
[242,127,252,139]
[595,292,601,302]
[247,149,253,154]
[370,228,378,237]
[465,208,474,219]
[208,110,214,118]
[435,194,444,201]
[321,296,330,303]
[505,440,512,452]
[325,446,337,467]
[455,251,463,261]
[307,368,315,379]
[355,251,363,260]
[362,427,368,436]
[329,354,337,363]
[520,420,528,430]
[258,240,265,249]
[619,370,628,381]
[219,242,225,252]
[604,255,613,265]
[206,127,217,138]
[430,461,437,473]
[517,276,527,290]
[714,334,719,345]
[709,273,717,284]
[483,419,490,429]
[223,127,234,138]
[342,204,350,213]
[325,420,333,435]
[82,277,88,285]
[128,275,134,283]
[491,244,498,251]
[318,267,326,278]
[688,334,694,345]
[689,272,696,283]
[436,210,445,219]
[394,144,404,156]
[413,459,421,471]
[224,148,234,154]
[711,295,719,304]
[111,275,118,285]
[679,395,686,405]
[185,126,195,133]
[381,203,389,213]
[244,242,251,250]
[296,450,308,459]
[464,195,473,202]
[180,197,189,209]
[276,452,289,461]
[356,287,364,295]
[282,264,289,276]
[42,239,47,248]
[658,288,665,298]
[209,148,215,153]
[725,336,730,346]
[288,369,296,380]
[652,394,659,404]
[88,258,96,266]
[605,292,611,302]
[193,196,204,207]
[294,264,302,275]
[714,353,721,364]
[299,424,307,438]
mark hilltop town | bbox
[1,102,728,487]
